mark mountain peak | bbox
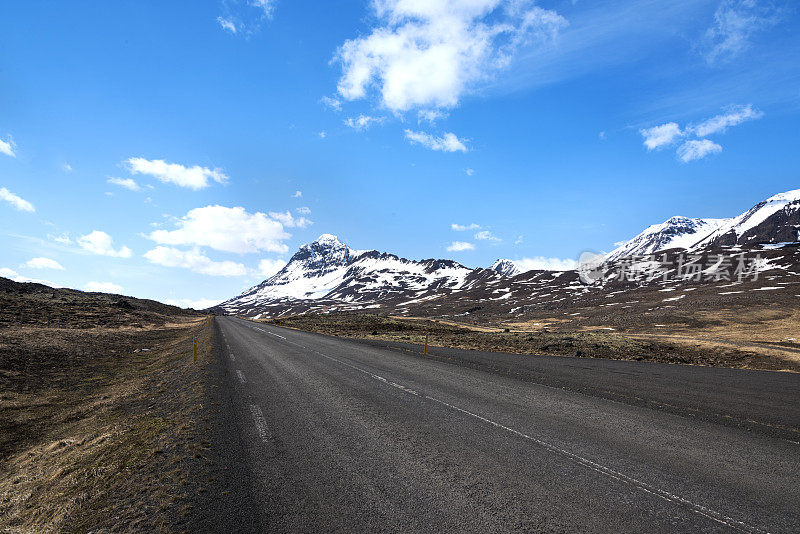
[606,216,730,261]
[313,233,342,245]
[490,259,521,277]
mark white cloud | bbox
[268,210,312,228]
[62,163,72,172]
[216,0,276,35]
[77,230,133,258]
[344,114,382,130]
[404,130,468,152]
[144,248,238,277]
[257,258,287,277]
[25,257,64,270]
[148,205,290,254]
[320,96,342,111]
[640,122,683,150]
[514,235,523,245]
[217,16,237,33]
[318,131,327,139]
[641,104,763,161]
[0,267,58,286]
[107,177,143,191]
[85,281,124,293]
[295,206,311,215]
[702,0,779,64]
[292,190,303,198]
[464,168,475,176]
[677,139,722,162]
[446,241,475,252]
[451,223,480,231]
[418,109,448,123]
[144,246,247,277]
[514,256,577,272]
[0,136,16,157]
[125,157,229,190]
[0,187,35,212]
[474,230,500,242]
[250,0,276,17]
[335,0,566,113]
[50,233,73,245]
[163,298,223,310]
[691,104,763,137]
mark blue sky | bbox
[1,0,798,307]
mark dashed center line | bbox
[236,369,246,383]
[249,404,271,442]
[242,322,766,534]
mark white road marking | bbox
[236,369,246,383]
[229,352,236,362]
[249,404,270,442]
[241,321,767,534]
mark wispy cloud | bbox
[639,104,762,162]
[78,230,132,258]
[292,190,303,198]
[0,135,16,157]
[640,122,683,150]
[24,257,64,270]
[217,0,276,36]
[320,96,342,111]
[514,256,577,272]
[691,104,763,137]
[446,241,475,252]
[0,187,35,212]
[344,114,382,130]
[217,17,238,33]
[701,0,780,64]
[86,281,124,293]
[404,130,468,152]
[107,177,143,191]
[163,297,223,310]
[268,210,312,228]
[677,139,722,162]
[451,223,480,231]
[257,258,287,277]
[0,267,58,287]
[144,246,247,276]
[125,157,229,190]
[474,230,500,242]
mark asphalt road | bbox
[212,316,800,533]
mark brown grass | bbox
[0,317,213,533]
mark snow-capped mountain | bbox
[215,189,800,319]
[218,234,477,316]
[692,189,800,249]
[489,259,521,277]
[605,216,730,261]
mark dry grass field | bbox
[0,279,214,533]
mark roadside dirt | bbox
[268,313,800,372]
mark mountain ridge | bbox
[215,188,800,318]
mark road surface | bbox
[208,316,800,533]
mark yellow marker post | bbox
[193,337,197,362]
[424,335,428,355]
